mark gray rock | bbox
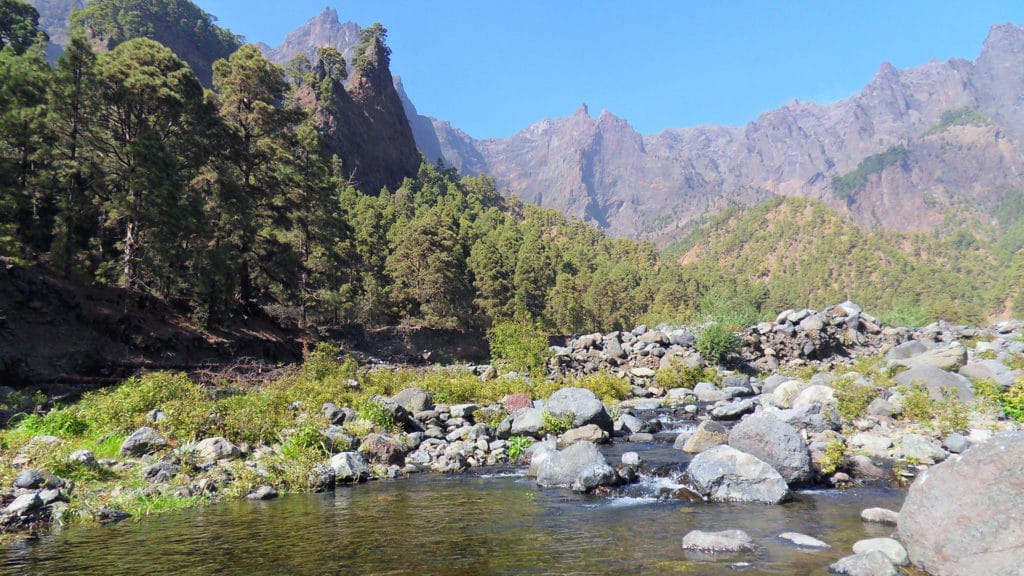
[899,433,947,463]
[145,409,166,423]
[603,337,626,360]
[942,432,969,454]
[848,455,889,482]
[681,529,755,552]
[13,470,44,489]
[621,452,641,467]
[669,329,695,347]
[330,452,370,483]
[958,360,1019,389]
[616,413,648,434]
[792,385,837,408]
[779,532,832,549]
[899,432,1024,576]
[570,462,619,493]
[866,397,895,418]
[721,374,751,390]
[545,388,613,432]
[560,424,609,445]
[711,398,757,420]
[681,420,729,454]
[828,550,899,576]
[852,538,909,566]
[849,433,894,456]
[535,441,610,487]
[510,407,545,437]
[38,488,62,506]
[322,402,346,425]
[894,364,976,401]
[69,450,96,466]
[309,464,335,492]
[890,343,968,372]
[247,486,278,500]
[141,461,180,483]
[761,374,793,394]
[195,437,241,461]
[119,427,167,457]
[885,340,929,362]
[683,445,789,504]
[450,403,478,420]
[392,387,434,413]
[861,507,899,525]
[729,412,813,485]
[693,382,727,403]
[4,492,41,516]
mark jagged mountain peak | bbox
[260,6,360,67]
[979,22,1024,57]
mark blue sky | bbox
[198,1,1023,139]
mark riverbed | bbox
[0,440,905,576]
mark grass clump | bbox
[487,317,550,377]
[78,372,207,435]
[356,398,398,432]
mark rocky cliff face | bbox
[300,34,421,195]
[420,24,1024,241]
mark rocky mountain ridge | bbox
[416,23,1024,242]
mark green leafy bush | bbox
[541,411,574,435]
[654,364,719,389]
[820,439,846,475]
[357,398,398,432]
[833,376,878,421]
[935,389,969,434]
[695,323,741,364]
[507,435,533,460]
[487,318,550,376]
[1002,380,1024,422]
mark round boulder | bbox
[728,411,813,485]
[898,432,1024,576]
[683,444,789,504]
[545,388,613,432]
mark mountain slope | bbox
[420,24,1024,242]
[675,196,1011,323]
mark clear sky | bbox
[197,1,1023,139]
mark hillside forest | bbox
[3,0,1024,335]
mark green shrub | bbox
[654,364,719,389]
[935,389,970,434]
[214,392,289,446]
[695,323,741,364]
[901,383,934,422]
[1002,380,1024,422]
[79,372,206,434]
[554,373,631,405]
[820,439,846,475]
[357,398,398,432]
[487,318,549,376]
[9,406,89,438]
[541,411,574,435]
[280,425,329,460]
[420,368,481,404]
[972,379,1003,410]
[833,376,878,421]
[507,435,532,460]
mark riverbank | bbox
[2,302,1023,574]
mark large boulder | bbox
[359,433,409,465]
[534,441,611,488]
[119,427,167,457]
[890,343,967,372]
[195,437,241,461]
[545,388,613,432]
[728,412,813,485]
[683,445,789,504]
[392,387,434,413]
[898,433,1024,576]
[681,529,755,552]
[330,452,370,483]
[894,365,974,403]
[682,420,729,454]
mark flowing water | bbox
[0,442,905,576]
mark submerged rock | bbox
[828,550,899,576]
[681,529,755,552]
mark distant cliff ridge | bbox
[416,23,1024,242]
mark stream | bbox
[0,441,905,575]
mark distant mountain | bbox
[416,23,1024,242]
[257,7,359,73]
[26,0,84,59]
